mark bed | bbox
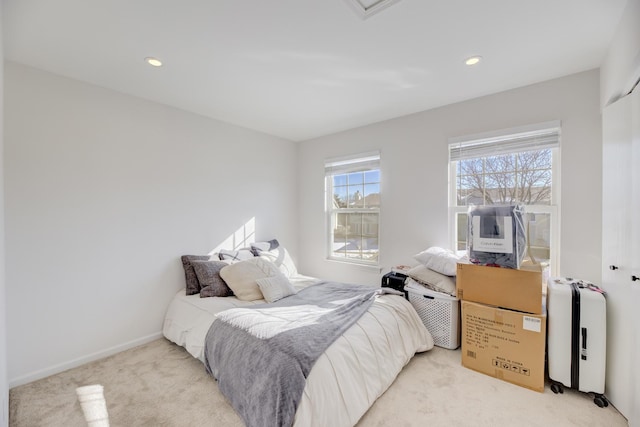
[163,249,433,427]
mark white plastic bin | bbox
[406,281,460,349]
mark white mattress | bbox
[162,276,433,427]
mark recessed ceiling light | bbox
[465,56,482,66]
[145,57,163,67]
[344,0,402,19]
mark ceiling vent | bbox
[344,0,402,19]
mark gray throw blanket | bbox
[203,281,401,427]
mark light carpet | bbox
[9,338,628,426]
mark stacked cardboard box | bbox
[457,263,547,392]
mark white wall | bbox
[4,62,298,386]
[600,0,640,106]
[0,3,8,425]
[298,70,602,286]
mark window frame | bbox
[448,122,561,275]
[325,152,381,266]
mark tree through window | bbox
[457,150,552,206]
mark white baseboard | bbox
[8,332,163,388]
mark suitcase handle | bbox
[581,327,587,360]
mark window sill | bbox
[325,258,384,274]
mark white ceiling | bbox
[3,0,628,141]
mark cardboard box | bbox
[461,301,547,392]
[456,263,543,314]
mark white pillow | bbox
[218,248,255,262]
[256,275,297,303]
[250,239,280,253]
[219,258,280,301]
[406,264,457,296]
[251,244,298,278]
[413,247,460,276]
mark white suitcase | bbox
[547,277,608,407]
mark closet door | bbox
[630,87,640,427]
[601,93,633,419]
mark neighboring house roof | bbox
[350,193,380,208]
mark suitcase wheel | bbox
[593,395,608,408]
[550,383,564,394]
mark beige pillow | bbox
[406,264,457,296]
[219,258,280,301]
[256,274,297,303]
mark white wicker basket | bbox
[406,282,460,349]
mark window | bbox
[448,122,560,271]
[325,152,380,265]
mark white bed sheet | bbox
[163,275,321,361]
[162,275,433,427]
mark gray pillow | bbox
[191,260,234,298]
[181,255,212,295]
